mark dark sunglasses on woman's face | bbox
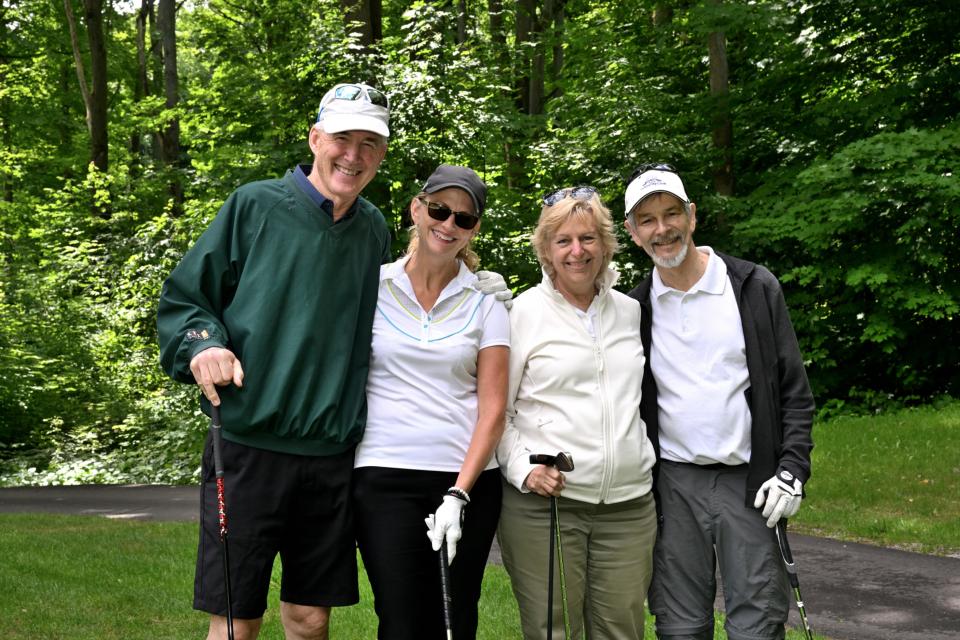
[418,196,480,230]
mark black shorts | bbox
[194,435,358,619]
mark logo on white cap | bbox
[624,170,690,216]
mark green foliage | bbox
[726,123,960,401]
[1,0,958,482]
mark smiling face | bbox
[547,214,603,301]
[626,192,697,269]
[308,127,387,216]
[410,187,479,260]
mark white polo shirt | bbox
[651,247,752,465]
[356,255,511,472]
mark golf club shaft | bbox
[439,546,454,640]
[554,501,572,640]
[210,404,235,640]
[776,520,814,640]
[547,495,556,639]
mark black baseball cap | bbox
[422,165,487,216]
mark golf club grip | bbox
[529,453,554,466]
[776,521,801,587]
[209,405,229,536]
[776,521,794,559]
[439,547,454,634]
[210,405,225,479]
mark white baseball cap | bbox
[316,83,390,138]
[624,168,689,216]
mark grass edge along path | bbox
[796,399,960,556]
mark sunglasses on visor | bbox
[418,196,480,230]
[332,84,389,107]
[542,185,598,207]
[316,84,390,122]
[627,163,677,183]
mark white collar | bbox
[382,254,478,307]
[652,246,727,297]
[538,266,619,307]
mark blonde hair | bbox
[531,190,619,286]
[405,193,480,272]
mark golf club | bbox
[776,519,814,640]
[529,452,575,639]
[209,404,235,640]
[439,545,454,640]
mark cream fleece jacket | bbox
[497,269,656,504]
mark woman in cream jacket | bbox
[497,187,657,639]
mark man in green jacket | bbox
[158,82,392,640]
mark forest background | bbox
[0,0,957,485]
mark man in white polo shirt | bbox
[624,164,815,640]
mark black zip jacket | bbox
[628,251,815,506]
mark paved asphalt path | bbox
[2,484,959,640]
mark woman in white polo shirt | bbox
[353,165,510,640]
[497,187,657,639]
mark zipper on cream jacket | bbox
[497,268,656,504]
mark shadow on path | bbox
[2,484,959,640]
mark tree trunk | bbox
[1,98,11,202]
[652,2,673,26]
[456,0,467,44]
[708,10,733,197]
[0,17,11,202]
[529,0,553,115]
[552,0,564,87]
[83,0,108,174]
[130,0,152,173]
[157,0,183,214]
[488,0,508,71]
[369,0,382,42]
[64,0,109,216]
[514,0,535,114]
[342,0,380,47]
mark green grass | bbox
[12,400,954,638]
[0,513,823,639]
[796,399,960,555]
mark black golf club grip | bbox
[776,521,794,560]
[210,405,225,478]
[776,520,801,587]
[439,546,454,636]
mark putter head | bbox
[554,451,574,472]
[528,451,575,472]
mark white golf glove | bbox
[475,270,514,309]
[425,494,466,563]
[754,469,803,528]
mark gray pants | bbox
[499,479,657,639]
[650,461,789,640]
